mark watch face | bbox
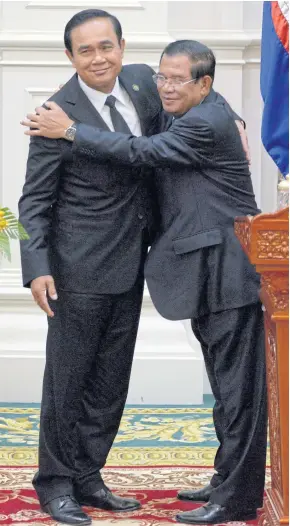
[65,125,76,141]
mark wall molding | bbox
[0,30,261,68]
[0,352,205,404]
[0,30,261,51]
[0,268,22,287]
[0,346,200,361]
[26,0,144,10]
[1,59,259,67]
[244,58,261,64]
[0,31,172,49]
[0,268,153,308]
[1,60,158,68]
[25,87,58,96]
[169,30,261,48]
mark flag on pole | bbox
[260,1,289,177]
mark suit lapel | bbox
[64,74,111,130]
[118,67,162,135]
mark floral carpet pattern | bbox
[0,398,270,468]
[0,397,227,468]
[0,398,270,525]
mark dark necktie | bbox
[105,95,132,134]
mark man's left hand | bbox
[21,101,73,139]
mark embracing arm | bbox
[73,115,214,169]
[21,99,249,162]
[18,137,61,287]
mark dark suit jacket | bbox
[73,89,261,319]
[18,65,162,293]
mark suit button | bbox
[138,213,144,220]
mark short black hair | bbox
[64,9,123,54]
[161,40,216,82]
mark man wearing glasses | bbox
[20,28,263,526]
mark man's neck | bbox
[78,74,117,95]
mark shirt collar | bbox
[78,76,126,112]
[111,77,127,106]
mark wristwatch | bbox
[64,122,77,141]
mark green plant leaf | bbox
[0,232,11,261]
[0,207,29,240]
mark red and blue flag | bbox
[260,1,289,177]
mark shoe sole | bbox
[177,495,210,502]
[58,520,92,525]
[41,508,92,525]
[79,502,141,513]
[176,512,257,524]
[53,520,92,525]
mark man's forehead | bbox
[160,54,192,71]
[71,18,117,41]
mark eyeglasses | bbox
[152,74,198,88]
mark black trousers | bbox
[33,277,144,506]
[191,302,267,511]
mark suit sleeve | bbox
[73,115,214,169]
[18,137,62,287]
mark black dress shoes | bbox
[42,496,92,525]
[177,483,213,502]
[77,487,141,512]
[176,502,257,524]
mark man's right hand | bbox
[31,275,58,317]
[235,120,251,164]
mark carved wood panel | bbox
[265,321,283,496]
[257,231,289,260]
[234,218,251,254]
[262,272,289,312]
[259,496,281,526]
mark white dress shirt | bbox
[78,76,142,136]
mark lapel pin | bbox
[132,84,140,91]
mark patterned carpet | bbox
[0,396,224,468]
[0,397,270,525]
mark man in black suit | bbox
[18,8,162,525]
[23,40,267,524]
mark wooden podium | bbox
[235,207,289,526]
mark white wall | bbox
[0,1,277,403]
